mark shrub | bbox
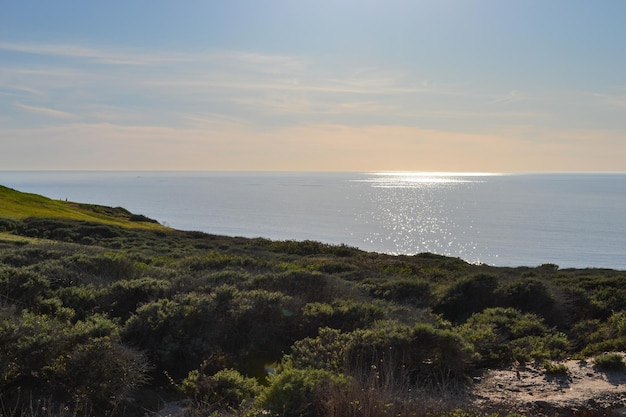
[500,278,558,322]
[182,252,257,271]
[575,312,626,356]
[259,367,349,417]
[509,333,569,363]
[594,353,625,371]
[300,257,357,274]
[0,218,17,232]
[581,338,626,357]
[363,277,433,307]
[55,285,106,320]
[76,252,140,282]
[80,235,96,245]
[267,240,356,256]
[122,296,214,375]
[570,319,603,351]
[318,366,451,417]
[301,300,387,333]
[129,213,159,223]
[459,307,567,366]
[181,368,261,410]
[250,270,336,302]
[542,361,569,375]
[607,311,626,337]
[105,277,171,319]
[0,308,143,414]
[47,336,150,411]
[347,321,476,385]
[290,327,352,372]
[559,286,602,323]
[0,266,51,308]
[123,288,297,379]
[436,274,500,323]
[591,286,626,314]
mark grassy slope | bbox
[0,185,167,230]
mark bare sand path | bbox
[471,355,626,415]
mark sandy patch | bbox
[471,355,626,414]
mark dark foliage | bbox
[1,214,626,417]
[436,273,500,323]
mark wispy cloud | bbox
[219,51,309,75]
[0,40,190,66]
[593,92,626,109]
[0,84,45,97]
[0,39,579,132]
[489,90,524,105]
[178,112,249,129]
[0,40,457,98]
[14,102,74,119]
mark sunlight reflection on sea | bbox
[351,172,505,263]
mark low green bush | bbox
[290,327,352,372]
[542,360,570,375]
[181,368,261,410]
[499,278,559,323]
[47,336,149,411]
[123,287,297,378]
[594,353,625,371]
[0,218,18,231]
[55,284,106,320]
[259,367,350,417]
[250,270,336,302]
[301,299,387,333]
[105,277,171,319]
[0,308,145,414]
[459,307,567,366]
[0,266,51,308]
[347,320,476,384]
[436,274,500,323]
[362,277,434,307]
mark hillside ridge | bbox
[1,184,626,417]
[0,184,164,229]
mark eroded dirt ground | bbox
[470,356,626,416]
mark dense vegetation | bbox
[1,185,625,417]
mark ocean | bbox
[1,171,625,270]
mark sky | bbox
[1,0,625,172]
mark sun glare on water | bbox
[345,171,508,263]
[358,172,503,188]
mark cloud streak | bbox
[0,40,191,66]
[593,92,626,109]
[489,90,524,105]
[14,102,74,119]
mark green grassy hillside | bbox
[0,184,166,230]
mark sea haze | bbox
[1,171,625,270]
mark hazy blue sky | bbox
[1,0,625,171]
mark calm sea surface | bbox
[1,171,625,270]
